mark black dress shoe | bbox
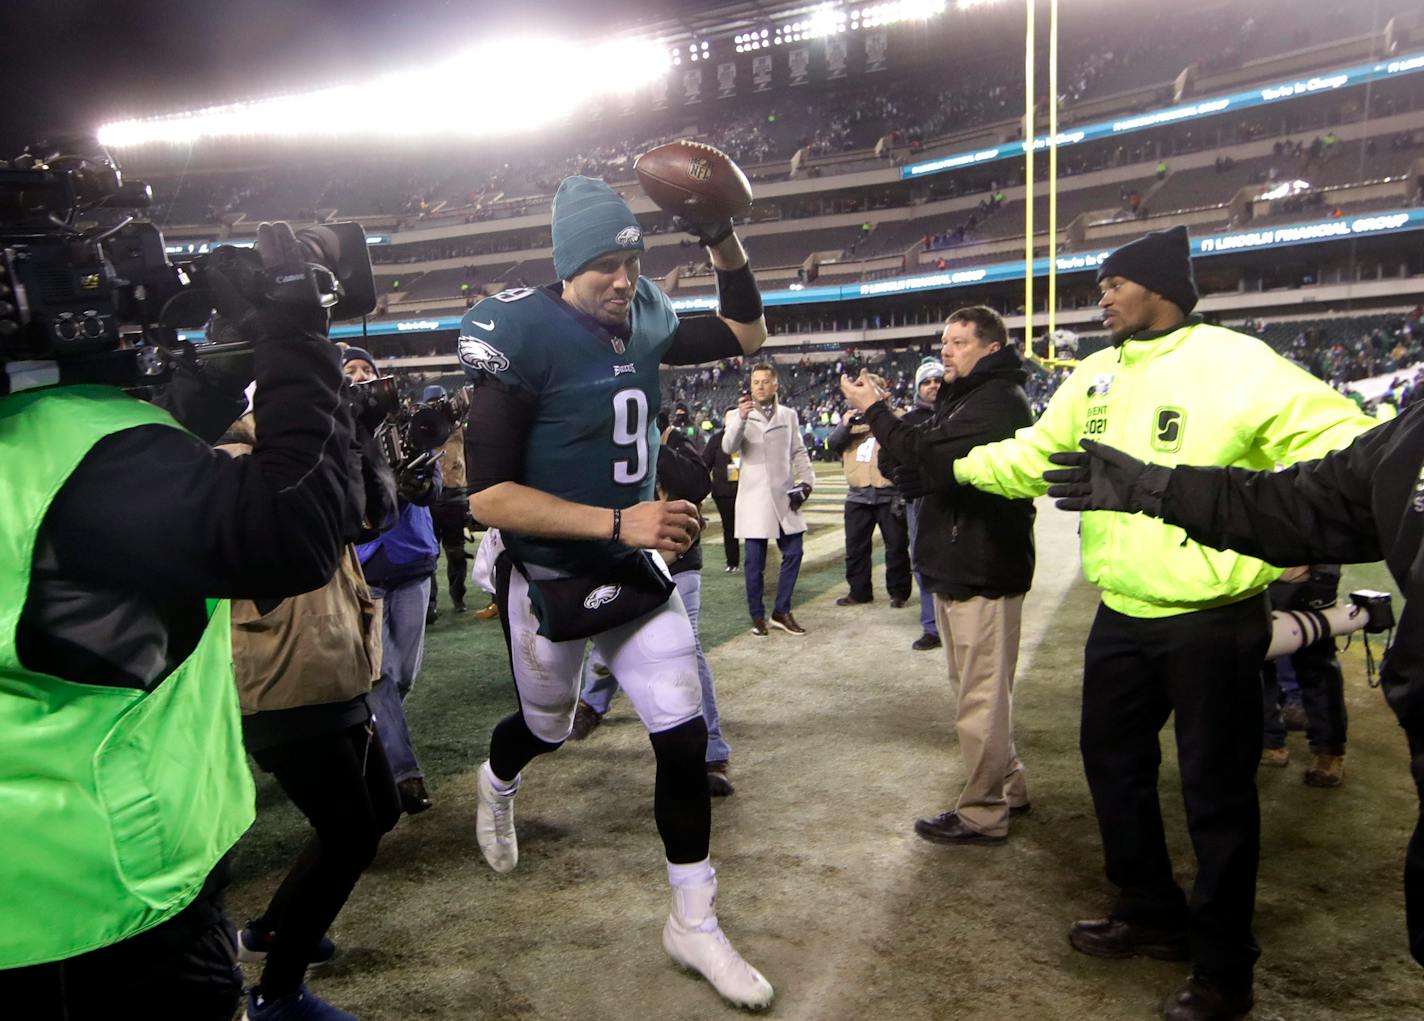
[1162,974,1253,1021]
[913,810,1006,845]
[889,597,908,608]
[1067,917,1189,961]
[835,595,872,606]
[397,777,433,815]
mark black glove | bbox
[396,463,436,505]
[1043,439,1170,516]
[671,215,735,248]
[892,464,928,501]
[786,482,812,512]
[204,221,331,345]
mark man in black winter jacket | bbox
[842,306,1036,845]
[1043,405,1424,969]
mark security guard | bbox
[941,226,1376,1021]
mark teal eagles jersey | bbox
[457,278,681,573]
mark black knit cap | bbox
[342,345,378,370]
[1096,224,1198,316]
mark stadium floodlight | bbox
[97,37,673,147]
[805,6,845,38]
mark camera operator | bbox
[0,222,360,1020]
[1043,407,1424,969]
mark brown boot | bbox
[1259,746,1290,768]
[1304,752,1345,788]
[474,602,500,620]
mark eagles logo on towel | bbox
[458,336,511,374]
[583,584,622,609]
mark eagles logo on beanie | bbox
[551,176,645,280]
[1096,224,1199,316]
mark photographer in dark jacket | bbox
[841,306,1036,845]
[0,222,359,1019]
[345,349,442,816]
[1043,404,1424,969]
[703,408,742,573]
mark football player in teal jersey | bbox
[460,176,773,1009]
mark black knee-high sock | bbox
[650,717,711,864]
[489,711,562,782]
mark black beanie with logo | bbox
[1096,224,1199,316]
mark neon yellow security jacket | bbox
[0,385,254,967]
[953,320,1377,618]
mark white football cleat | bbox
[475,761,519,873]
[662,875,774,1010]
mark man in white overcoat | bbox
[722,362,815,636]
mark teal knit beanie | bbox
[551,176,644,280]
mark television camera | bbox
[0,136,376,395]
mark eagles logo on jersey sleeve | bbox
[456,290,546,391]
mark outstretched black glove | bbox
[786,481,812,511]
[671,215,735,248]
[892,464,928,501]
[1043,439,1171,516]
[205,221,331,346]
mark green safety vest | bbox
[955,323,1377,618]
[0,385,254,967]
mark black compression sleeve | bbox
[715,262,763,323]
[664,315,744,365]
[465,379,538,493]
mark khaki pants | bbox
[933,592,1028,837]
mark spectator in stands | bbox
[841,306,1035,847]
[345,347,440,817]
[703,406,743,573]
[952,227,1375,1021]
[723,363,815,637]
[827,381,911,609]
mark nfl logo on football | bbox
[687,158,712,182]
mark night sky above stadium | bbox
[0,0,707,153]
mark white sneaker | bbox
[475,761,519,873]
[662,877,774,1010]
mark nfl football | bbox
[634,140,753,221]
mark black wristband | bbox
[611,507,622,543]
[715,262,763,324]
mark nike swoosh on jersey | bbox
[469,319,496,331]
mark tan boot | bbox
[1304,753,1345,788]
[1259,746,1290,768]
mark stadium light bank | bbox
[96,38,671,147]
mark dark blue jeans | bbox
[1261,642,1348,754]
[744,529,804,620]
